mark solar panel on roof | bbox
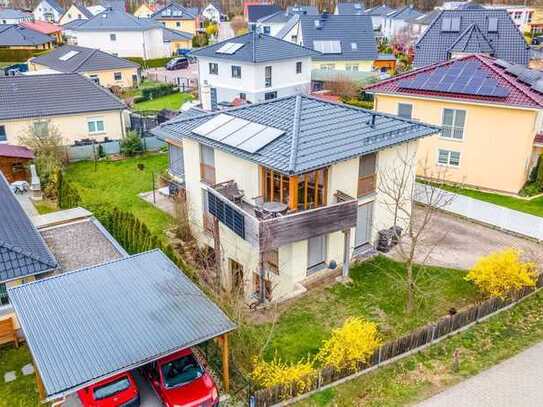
[238,126,284,153]
[193,114,233,135]
[313,40,342,54]
[216,42,245,54]
[531,79,543,94]
[505,64,526,77]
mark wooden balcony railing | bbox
[357,174,376,197]
[200,163,216,185]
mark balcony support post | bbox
[342,228,351,278]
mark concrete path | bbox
[15,190,38,217]
[417,341,543,407]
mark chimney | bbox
[201,81,212,111]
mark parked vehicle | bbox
[77,372,140,407]
[166,57,189,70]
[142,348,219,407]
[176,48,192,56]
[533,35,543,45]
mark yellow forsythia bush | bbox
[251,357,315,392]
[465,248,537,299]
[317,317,381,371]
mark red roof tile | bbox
[0,144,34,159]
[21,21,61,35]
[365,54,543,110]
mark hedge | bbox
[0,48,51,62]
[126,56,173,68]
[141,83,176,100]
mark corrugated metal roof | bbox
[0,24,52,46]
[0,73,125,120]
[299,14,377,61]
[30,44,139,73]
[191,31,319,63]
[8,250,236,400]
[152,94,439,175]
[414,9,530,67]
[0,172,57,283]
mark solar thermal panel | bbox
[192,114,234,136]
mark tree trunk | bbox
[406,260,415,314]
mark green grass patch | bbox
[63,154,172,236]
[0,345,38,407]
[434,183,543,218]
[256,256,478,363]
[134,92,193,112]
[33,200,59,215]
[296,287,543,407]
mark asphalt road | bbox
[417,341,543,407]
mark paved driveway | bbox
[389,207,543,269]
[417,341,543,407]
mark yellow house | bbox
[28,44,140,88]
[366,54,543,195]
[0,73,126,147]
[134,3,156,18]
[163,27,193,54]
[151,2,198,34]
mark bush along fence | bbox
[249,274,543,406]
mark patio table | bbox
[262,201,288,217]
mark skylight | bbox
[59,50,79,61]
[351,42,358,50]
[216,42,245,54]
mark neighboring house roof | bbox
[365,54,543,110]
[9,249,236,400]
[207,0,224,14]
[162,26,193,42]
[0,172,57,283]
[448,23,494,54]
[39,0,64,15]
[258,5,318,24]
[335,2,365,15]
[101,0,125,11]
[386,5,423,21]
[406,9,440,26]
[0,24,53,46]
[0,8,31,19]
[21,20,61,34]
[62,2,94,20]
[0,144,33,159]
[87,4,106,15]
[247,4,281,23]
[414,9,530,67]
[30,44,139,73]
[70,8,162,31]
[152,94,439,175]
[457,1,485,10]
[151,2,197,20]
[0,73,125,121]
[60,18,87,29]
[364,4,395,16]
[535,133,543,145]
[191,30,319,63]
[287,5,318,15]
[299,14,377,61]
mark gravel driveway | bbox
[388,206,543,270]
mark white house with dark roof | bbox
[33,0,64,22]
[364,4,395,31]
[59,1,95,25]
[0,9,32,24]
[256,5,318,37]
[152,95,439,301]
[382,5,423,40]
[201,0,226,23]
[191,31,319,106]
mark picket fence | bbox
[249,274,543,406]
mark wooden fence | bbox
[249,275,543,406]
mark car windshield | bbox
[161,354,203,389]
[93,377,131,400]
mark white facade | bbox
[490,5,534,30]
[201,4,222,23]
[383,15,410,40]
[257,20,288,37]
[197,56,312,105]
[71,28,169,59]
[33,0,62,22]
[0,12,32,25]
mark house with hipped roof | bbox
[152,94,439,301]
[20,20,63,44]
[0,24,54,50]
[366,54,543,194]
[151,2,198,35]
[33,0,64,22]
[191,31,319,106]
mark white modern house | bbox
[364,4,395,32]
[0,9,32,25]
[67,8,169,59]
[152,95,439,302]
[191,31,319,106]
[382,5,423,40]
[201,0,226,23]
[33,0,64,22]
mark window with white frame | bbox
[87,118,105,134]
[437,149,461,167]
[114,72,122,80]
[231,65,241,79]
[346,64,359,71]
[296,61,302,74]
[265,65,272,87]
[441,108,466,140]
[33,121,49,137]
[110,33,116,41]
[398,103,413,119]
[209,62,218,75]
[320,63,335,70]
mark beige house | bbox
[29,44,140,88]
[134,3,156,18]
[0,73,126,147]
[58,2,94,25]
[366,54,543,195]
[151,2,198,34]
[153,95,438,302]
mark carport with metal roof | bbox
[8,249,236,403]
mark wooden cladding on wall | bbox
[259,200,358,251]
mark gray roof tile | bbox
[0,73,125,120]
[335,2,365,15]
[0,172,57,283]
[259,5,318,24]
[0,9,31,19]
[364,4,395,16]
[44,0,64,14]
[151,2,197,20]
[8,250,235,400]
[414,9,530,67]
[191,31,319,63]
[163,27,193,42]
[299,14,377,61]
[0,24,52,46]
[30,44,139,73]
[386,5,423,21]
[70,8,162,31]
[153,95,439,175]
[247,4,281,23]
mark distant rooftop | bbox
[69,8,162,31]
[0,24,53,47]
[247,4,281,23]
[151,2,197,20]
[0,8,31,19]
[335,2,365,15]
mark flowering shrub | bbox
[251,357,315,393]
[317,317,380,371]
[465,249,537,299]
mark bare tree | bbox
[377,146,455,313]
[324,76,361,99]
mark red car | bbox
[77,372,140,407]
[143,348,219,407]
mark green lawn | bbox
[253,256,478,364]
[33,200,58,215]
[297,287,543,407]
[0,345,38,407]
[435,183,543,218]
[133,92,193,112]
[63,154,172,236]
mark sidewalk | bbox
[417,341,543,407]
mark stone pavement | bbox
[417,341,543,407]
